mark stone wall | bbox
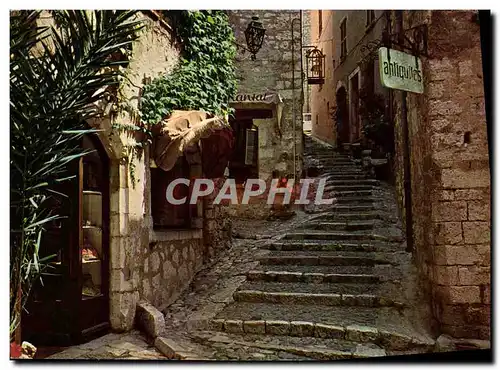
[203,178,233,260]
[141,232,204,312]
[89,12,230,331]
[228,10,303,186]
[392,10,490,340]
[302,11,312,114]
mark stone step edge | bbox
[258,255,394,266]
[233,290,406,309]
[205,319,435,351]
[189,330,387,359]
[154,337,205,360]
[247,270,380,284]
[262,243,400,253]
[284,233,404,243]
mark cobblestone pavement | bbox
[47,331,168,360]
[156,134,436,361]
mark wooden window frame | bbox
[151,156,195,230]
[340,18,347,62]
[318,10,323,37]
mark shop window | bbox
[151,156,194,229]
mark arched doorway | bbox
[336,86,350,148]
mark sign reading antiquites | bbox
[378,47,424,94]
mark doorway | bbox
[228,109,272,183]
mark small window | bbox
[245,129,258,166]
[318,10,323,37]
[366,10,375,27]
[340,18,347,61]
[151,156,193,229]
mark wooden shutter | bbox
[245,128,258,166]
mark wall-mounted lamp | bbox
[305,47,325,85]
[234,15,266,60]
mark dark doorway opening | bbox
[228,109,272,184]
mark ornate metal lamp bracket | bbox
[384,24,429,57]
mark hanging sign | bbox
[231,92,276,103]
[378,47,424,94]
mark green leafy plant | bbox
[140,10,238,123]
[10,10,143,341]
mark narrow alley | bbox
[10,9,491,362]
[142,134,435,360]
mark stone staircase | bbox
[187,134,435,359]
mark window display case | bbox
[23,133,110,346]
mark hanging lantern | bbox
[244,16,266,60]
[306,48,325,85]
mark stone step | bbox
[311,212,381,221]
[320,204,376,212]
[189,330,390,359]
[209,303,435,351]
[258,255,389,267]
[284,231,403,243]
[324,185,374,192]
[238,280,388,295]
[246,269,381,284]
[329,190,374,198]
[263,240,402,253]
[322,168,364,174]
[233,290,405,308]
[326,174,372,180]
[333,196,375,204]
[326,179,380,186]
[301,221,375,231]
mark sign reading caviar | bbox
[378,47,424,94]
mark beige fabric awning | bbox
[230,91,284,136]
[151,110,230,172]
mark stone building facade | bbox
[226,10,303,219]
[34,11,232,335]
[309,10,388,146]
[391,10,490,340]
[309,9,490,341]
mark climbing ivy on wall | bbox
[140,10,238,123]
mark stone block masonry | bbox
[392,10,490,340]
[228,10,303,207]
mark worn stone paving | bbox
[156,134,436,360]
[46,331,168,360]
[47,134,436,361]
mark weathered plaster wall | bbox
[310,10,389,145]
[309,10,336,145]
[393,10,490,340]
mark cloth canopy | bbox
[230,92,284,135]
[151,110,234,175]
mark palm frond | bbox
[10,10,144,339]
